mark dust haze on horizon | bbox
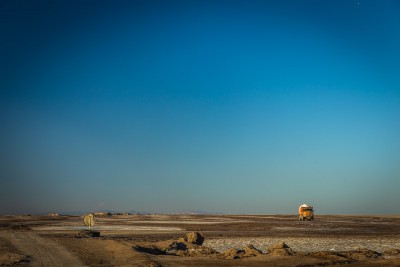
[1,0,400,215]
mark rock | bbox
[220,248,245,259]
[267,241,289,250]
[342,249,382,261]
[155,238,218,257]
[186,244,219,256]
[243,244,262,256]
[269,248,293,256]
[177,237,186,243]
[164,242,187,255]
[151,233,216,257]
[185,232,204,245]
[266,241,293,256]
[77,230,100,238]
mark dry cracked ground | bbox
[1,214,400,266]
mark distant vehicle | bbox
[298,204,314,221]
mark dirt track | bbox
[0,231,85,267]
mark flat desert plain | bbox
[1,214,400,266]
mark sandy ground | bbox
[1,214,400,266]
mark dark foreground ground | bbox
[1,214,400,266]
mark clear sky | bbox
[1,0,400,215]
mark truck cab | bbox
[298,204,314,221]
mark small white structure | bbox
[83,213,95,229]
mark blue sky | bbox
[1,0,400,214]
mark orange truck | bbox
[298,204,314,221]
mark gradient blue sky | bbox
[1,0,400,214]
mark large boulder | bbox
[184,232,204,245]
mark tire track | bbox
[0,231,85,267]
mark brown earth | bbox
[1,214,400,266]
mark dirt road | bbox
[0,231,85,267]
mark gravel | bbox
[204,237,400,253]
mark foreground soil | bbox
[1,214,400,266]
